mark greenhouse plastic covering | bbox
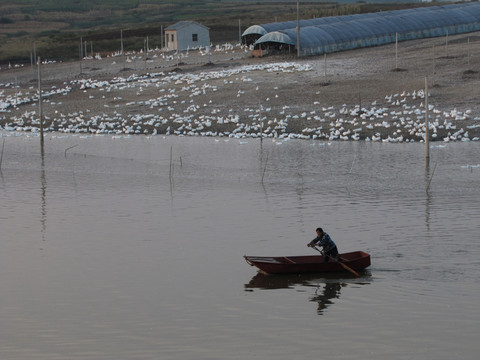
[246,2,480,56]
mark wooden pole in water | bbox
[425,75,429,162]
[33,41,37,65]
[395,32,398,69]
[37,56,44,153]
[261,152,268,184]
[121,30,123,54]
[467,36,471,67]
[445,30,449,58]
[0,138,5,171]
[121,30,125,70]
[30,52,34,81]
[324,52,327,83]
[238,19,241,43]
[79,38,83,74]
[296,0,300,58]
[358,84,361,109]
[169,146,173,180]
[426,161,437,193]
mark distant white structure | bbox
[165,21,210,51]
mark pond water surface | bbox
[1,134,479,360]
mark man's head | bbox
[316,228,323,236]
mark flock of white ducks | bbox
[1,44,479,144]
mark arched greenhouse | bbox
[242,2,480,56]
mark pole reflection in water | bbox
[40,149,47,242]
[425,160,431,230]
[244,272,370,315]
[424,159,438,231]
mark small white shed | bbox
[165,21,210,51]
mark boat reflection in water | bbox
[244,272,371,315]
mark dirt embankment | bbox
[1,32,479,142]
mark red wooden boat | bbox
[244,251,371,275]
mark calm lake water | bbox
[1,133,479,360]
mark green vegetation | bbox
[0,1,445,64]
[0,17,14,24]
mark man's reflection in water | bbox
[245,272,370,315]
[245,273,353,315]
[310,282,342,315]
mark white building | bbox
[165,21,210,51]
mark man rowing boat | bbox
[307,228,339,263]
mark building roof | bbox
[165,21,209,31]
[247,2,480,56]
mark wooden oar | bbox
[312,246,360,277]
